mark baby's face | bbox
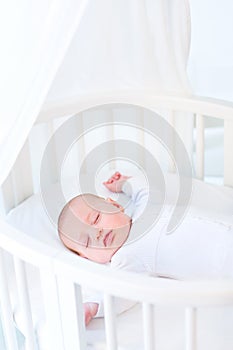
[59,194,131,263]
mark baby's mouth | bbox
[103,230,114,247]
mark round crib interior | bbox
[0,93,233,350]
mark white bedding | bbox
[6,172,233,350]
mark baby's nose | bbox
[96,228,103,240]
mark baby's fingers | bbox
[105,172,121,184]
[112,172,121,180]
[103,179,114,185]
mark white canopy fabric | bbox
[0,0,191,185]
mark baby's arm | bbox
[104,171,149,221]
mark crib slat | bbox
[40,268,65,350]
[134,107,146,170]
[13,257,37,350]
[77,113,87,173]
[224,120,233,187]
[0,249,18,350]
[75,284,87,349]
[139,108,146,169]
[56,276,86,350]
[185,307,197,350]
[104,294,118,350]
[168,110,176,172]
[142,303,155,350]
[195,114,205,180]
[107,107,116,170]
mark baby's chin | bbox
[87,246,119,264]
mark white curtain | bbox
[0,0,191,185]
[0,0,89,185]
[46,0,191,103]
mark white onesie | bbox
[86,177,233,317]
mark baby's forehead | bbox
[74,194,104,209]
[72,194,119,214]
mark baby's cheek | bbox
[101,216,118,228]
[101,213,129,230]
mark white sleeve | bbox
[122,177,149,222]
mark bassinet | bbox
[1,92,233,350]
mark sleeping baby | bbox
[58,172,233,325]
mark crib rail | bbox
[39,93,233,188]
[39,93,233,187]
[1,93,233,350]
[39,93,233,122]
[3,215,233,304]
[1,220,233,350]
[0,220,232,350]
[2,212,233,350]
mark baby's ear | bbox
[106,197,114,203]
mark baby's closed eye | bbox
[86,236,90,248]
[89,211,101,225]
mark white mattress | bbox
[6,172,233,350]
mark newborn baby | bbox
[58,172,233,325]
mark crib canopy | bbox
[0,0,191,185]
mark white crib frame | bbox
[1,92,233,350]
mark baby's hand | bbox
[83,302,98,326]
[103,172,131,193]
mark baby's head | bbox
[58,193,132,263]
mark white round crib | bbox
[1,92,233,350]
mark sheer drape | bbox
[0,0,191,185]
[0,0,89,184]
[47,0,191,102]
